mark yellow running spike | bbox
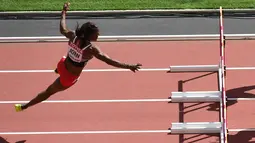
[15,104,23,112]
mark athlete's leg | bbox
[27,77,68,109]
[15,56,78,112]
[15,77,70,111]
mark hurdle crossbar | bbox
[171,122,221,134]
[171,91,221,102]
[0,34,255,42]
[169,65,219,73]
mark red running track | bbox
[0,40,255,143]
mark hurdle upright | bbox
[218,6,228,143]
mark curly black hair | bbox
[75,21,98,40]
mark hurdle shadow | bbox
[227,131,255,143]
[0,136,26,143]
[175,71,219,143]
[180,85,255,114]
[207,85,255,112]
[176,71,218,120]
[177,79,255,114]
[0,137,9,143]
[204,131,255,143]
[173,71,255,142]
[178,72,219,115]
[15,141,26,143]
[182,133,219,143]
[176,76,255,142]
[182,131,255,143]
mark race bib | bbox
[68,43,83,62]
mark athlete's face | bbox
[90,30,99,41]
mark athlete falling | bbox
[15,2,142,112]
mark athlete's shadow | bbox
[207,85,255,112]
[0,136,26,143]
[15,141,26,143]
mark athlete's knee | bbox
[45,80,65,95]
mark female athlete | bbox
[15,2,142,112]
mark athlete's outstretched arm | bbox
[60,2,75,40]
[91,46,142,72]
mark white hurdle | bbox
[169,65,219,73]
[171,91,221,102]
[164,61,224,136]
[171,122,221,134]
[166,63,225,138]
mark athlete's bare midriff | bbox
[64,58,85,76]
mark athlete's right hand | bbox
[63,2,70,11]
[129,63,142,72]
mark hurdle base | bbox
[171,91,221,102]
[171,122,221,134]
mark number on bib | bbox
[68,46,83,62]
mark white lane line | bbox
[0,99,172,104]
[1,66,255,73]
[226,67,255,70]
[0,130,171,135]
[2,98,255,104]
[0,68,169,73]
[227,98,255,101]
[228,128,255,132]
[1,128,255,135]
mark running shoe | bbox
[15,104,23,112]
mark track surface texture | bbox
[0,40,255,143]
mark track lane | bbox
[226,71,255,129]
[0,40,221,143]
[0,41,219,70]
[2,39,255,143]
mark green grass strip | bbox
[1,0,255,11]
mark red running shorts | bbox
[57,56,80,87]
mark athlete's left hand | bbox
[129,63,142,72]
[63,2,70,11]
